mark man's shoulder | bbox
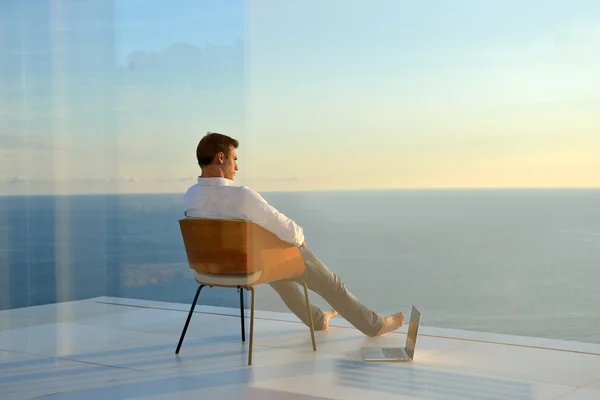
[184,182,199,194]
[236,185,264,200]
[235,184,256,192]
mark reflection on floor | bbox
[1,296,600,399]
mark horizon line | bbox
[2,186,600,197]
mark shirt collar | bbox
[196,177,235,186]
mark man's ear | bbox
[216,152,225,164]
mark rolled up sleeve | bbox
[241,187,305,246]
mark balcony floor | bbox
[1,296,600,399]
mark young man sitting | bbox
[183,132,405,336]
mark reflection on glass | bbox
[1,1,599,345]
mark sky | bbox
[0,0,599,195]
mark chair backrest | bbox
[179,218,305,277]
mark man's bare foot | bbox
[376,312,405,336]
[319,310,338,330]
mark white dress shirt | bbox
[183,177,305,246]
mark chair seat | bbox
[194,271,264,287]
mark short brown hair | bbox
[196,132,239,167]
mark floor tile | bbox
[414,325,504,343]
[128,384,250,400]
[0,350,62,377]
[73,340,296,372]
[584,377,600,390]
[163,312,301,344]
[2,370,152,400]
[96,296,313,326]
[555,388,600,400]
[22,350,322,400]
[0,299,132,326]
[243,388,333,399]
[484,333,600,356]
[0,322,181,359]
[0,349,46,364]
[0,354,146,399]
[419,341,600,387]
[252,323,470,361]
[72,307,230,335]
[33,375,248,400]
[0,316,45,331]
[251,354,575,400]
[93,297,192,313]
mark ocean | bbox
[1,189,599,344]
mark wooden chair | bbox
[175,217,317,365]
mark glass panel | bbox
[0,0,246,313]
[1,0,599,346]
[244,0,600,344]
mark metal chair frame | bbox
[175,281,316,365]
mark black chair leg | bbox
[239,287,246,342]
[175,284,204,354]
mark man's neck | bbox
[200,167,224,179]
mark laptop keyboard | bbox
[382,348,408,358]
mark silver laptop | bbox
[361,305,421,362]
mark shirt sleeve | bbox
[240,187,305,246]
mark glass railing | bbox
[1,0,599,347]
[259,189,600,344]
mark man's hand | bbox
[300,241,307,248]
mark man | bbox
[184,132,405,336]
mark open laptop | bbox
[361,305,421,362]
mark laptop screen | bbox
[405,306,421,357]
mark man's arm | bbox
[241,187,305,246]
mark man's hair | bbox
[196,132,239,167]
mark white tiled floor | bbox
[0,297,599,400]
[554,389,600,400]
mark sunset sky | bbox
[1,0,599,195]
